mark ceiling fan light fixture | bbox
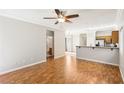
[43,9,79,24]
[58,18,65,23]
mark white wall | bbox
[0,15,65,73]
[0,25,4,68]
[119,28,124,80]
[118,10,124,81]
[54,30,65,58]
[80,34,87,46]
[72,34,80,52]
[86,32,96,46]
[96,31,112,36]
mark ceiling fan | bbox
[43,9,79,24]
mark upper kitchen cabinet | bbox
[112,31,119,44]
[96,31,112,45]
[96,36,112,44]
[96,30,119,47]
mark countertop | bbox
[76,46,119,49]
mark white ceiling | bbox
[0,9,120,31]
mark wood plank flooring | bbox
[0,54,123,84]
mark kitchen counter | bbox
[76,46,119,49]
[76,46,119,65]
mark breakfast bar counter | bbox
[76,46,119,65]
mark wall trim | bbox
[54,55,65,59]
[65,52,76,56]
[0,60,46,75]
[77,57,119,66]
[119,66,124,82]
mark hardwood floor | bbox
[0,54,123,84]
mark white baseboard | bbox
[65,52,76,56]
[77,57,119,66]
[0,60,46,75]
[54,55,65,59]
[65,52,76,55]
[119,67,124,82]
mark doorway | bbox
[65,35,73,52]
[46,30,54,59]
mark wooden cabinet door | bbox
[112,31,119,44]
[105,36,112,44]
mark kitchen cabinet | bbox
[105,36,112,44]
[96,36,112,44]
[112,31,119,44]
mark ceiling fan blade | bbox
[65,19,72,23]
[61,11,66,16]
[43,17,57,19]
[65,14,79,19]
[55,21,59,24]
[55,9,61,16]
